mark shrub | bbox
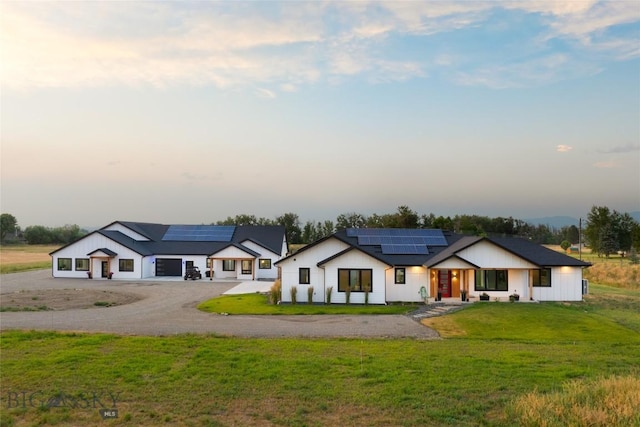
[364,289,369,305]
[269,280,282,305]
[307,286,314,304]
[326,286,333,304]
[345,286,351,304]
[290,286,297,305]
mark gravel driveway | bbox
[0,270,439,339]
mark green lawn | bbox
[198,292,418,315]
[2,284,639,426]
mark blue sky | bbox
[1,1,639,228]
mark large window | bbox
[395,268,406,284]
[75,258,89,271]
[119,259,134,272]
[531,269,552,287]
[259,259,271,269]
[299,268,310,284]
[57,258,72,271]
[475,270,508,291]
[338,269,372,292]
[241,260,252,275]
[222,260,235,271]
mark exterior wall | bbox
[279,238,350,303]
[468,269,529,301]
[457,241,538,269]
[240,240,280,280]
[386,266,428,302]
[52,233,143,279]
[321,251,388,304]
[533,267,583,301]
[101,223,150,241]
[211,246,256,279]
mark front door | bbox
[101,261,109,278]
[438,270,451,298]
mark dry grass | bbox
[584,262,640,289]
[507,375,640,427]
[0,244,59,264]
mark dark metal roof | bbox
[90,222,286,258]
[87,248,118,257]
[277,228,590,269]
[488,237,592,267]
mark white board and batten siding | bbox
[534,267,583,301]
[240,240,280,280]
[279,238,350,303]
[457,240,538,270]
[386,266,428,302]
[52,233,143,279]
[320,250,389,305]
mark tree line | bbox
[216,205,639,251]
[0,214,86,245]
[2,205,638,253]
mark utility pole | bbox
[579,218,582,261]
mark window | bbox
[395,268,406,284]
[222,260,235,271]
[119,259,134,272]
[259,259,271,269]
[75,258,89,271]
[206,258,212,268]
[474,270,508,291]
[299,268,310,284]
[241,260,252,275]
[338,269,372,292]
[57,258,72,271]
[531,268,551,287]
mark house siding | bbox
[386,266,428,302]
[241,240,280,280]
[457,240,538,269]
[280,238,350,303]
[321,251,388,305]
[533,267,583,301]
[52,233,143,279]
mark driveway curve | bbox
[0,270,439,339]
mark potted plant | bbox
[479,292,490,301]
[460,289,468,301]
[108,272,114,280]
[87,271,92,279]
[509,292,520,302]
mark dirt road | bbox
[0,270,439,339]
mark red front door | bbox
[438,271,451,298]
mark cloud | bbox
[1,1,637,91]
[556,145,573,153]
[256,88,276,99]
[597,143,640,154]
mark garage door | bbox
[156,258,182,276]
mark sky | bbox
[1,1,639,229]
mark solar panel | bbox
[381,244,429,255]
[351,229,448,247]
[162,225,236,242]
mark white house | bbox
[275,228,591,304]
[50,221,288,280]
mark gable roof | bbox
[277,228,591,269]
[52,221,286,258]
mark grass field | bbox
[0,244,58,274]
[1,245,639,426]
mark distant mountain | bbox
[524,216,579,229]
[526,212,640,228]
